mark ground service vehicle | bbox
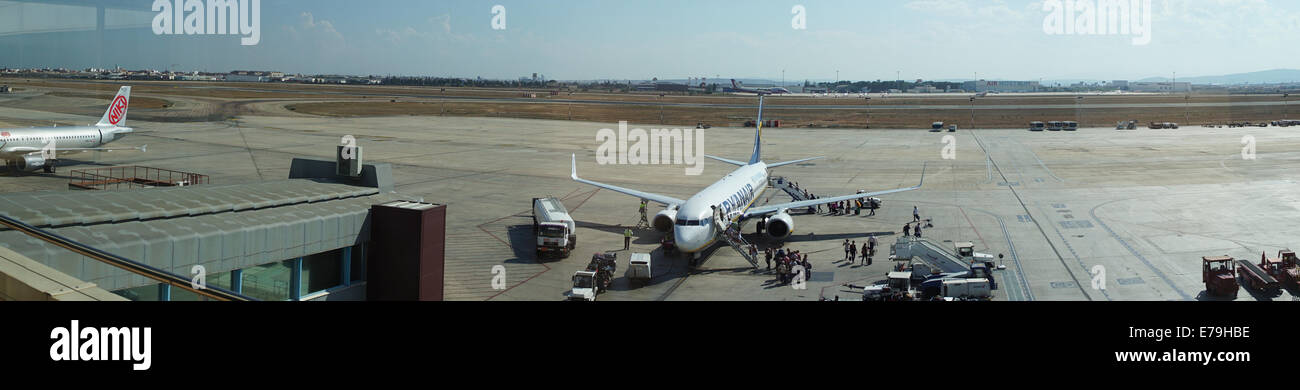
[1202,256,1239,297]
[533,197,577,258]
[567,252,617,301]
[626,252,652,286]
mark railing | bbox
[69,165,209,190]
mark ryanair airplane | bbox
[572,94,922,265]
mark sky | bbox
[2,0,1299,82]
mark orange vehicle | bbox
[1276,250,1300,287]
[1202,256,1239,298]
[1237,254,1280,292]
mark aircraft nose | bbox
[675,226,711,253]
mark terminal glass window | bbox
[171,269,233,301]
[302,249,343,296]
[113,284,162,301]
[350,244,367,283]
[241,260,294,301]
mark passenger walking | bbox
[913,224,922,238]
[802,254,811,280]
[765,248,773,271]
[848,241,857,264]
[843,239,852,261]
[913,206,920,222]
[868,235,877,261]
[903,223,911,237]
[860,242,869,263]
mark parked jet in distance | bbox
[730,79,791,95]
[571,94,922,265]
[0,86,145,173]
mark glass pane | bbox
[302,250,342,296]
[171,270,233,301]
[350,245,366,283]
[113,284,161,301]
[241,260,294,301]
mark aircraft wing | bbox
[743,163,926,218]
[570,154,685,206]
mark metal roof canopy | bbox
[0,179,380,228]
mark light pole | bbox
[970,96,976,129]
[1285,93,1290,119]
[1076,96,1083,126]
[864,96,872,128]
[1184,94,1190,125]
[658,94,664,124]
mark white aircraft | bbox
[571,95,923,265]
[730,79,790,95]
[0,86,145,173]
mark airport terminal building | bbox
[0,157,446,301]
[962,80,1041,93]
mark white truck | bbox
[625,252,652,287]
[941,278,992,300]
[533,197,577,258]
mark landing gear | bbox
[687,252,697,267]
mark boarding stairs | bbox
[771,176,817,214]
[714,209,759,268]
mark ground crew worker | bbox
[637,200,649,229]
[624,228,633,250]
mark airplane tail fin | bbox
[749,95,764,164]
[731,79,740,89]
[96,86,131,127]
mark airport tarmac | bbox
[3,96,1300,301]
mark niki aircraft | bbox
[572,94,922,265]
[0,86,145,173]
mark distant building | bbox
[635,82,688,92]
[961,80,1040,92]
[1130,82,1191,93]
[907,85,940,93]
[227,70,278,82]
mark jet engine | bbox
[765,212,794,240]
[15,155,46,172]
[652,207,678,233]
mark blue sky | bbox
[2,0,1299,81]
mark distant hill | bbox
[1138,69,1300,85]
